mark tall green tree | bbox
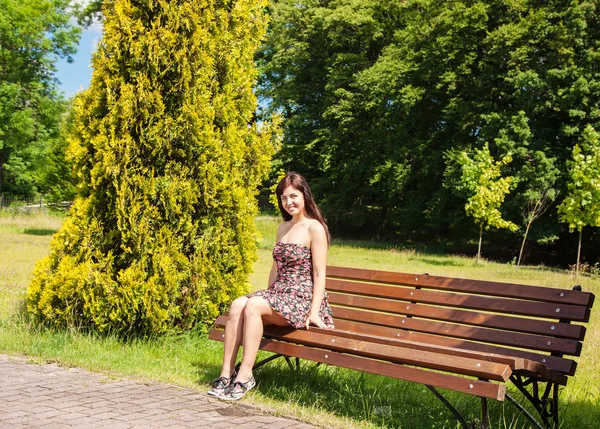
[77,0,103,26]
[0,0,80,197]
[450,142,517,262]
[516,156,559,266]
[260,0,600,258]
[28,0,277,336]
[39,100,77,204]
[258,0,405,232]
[557,125,600,276]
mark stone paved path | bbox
[0,354,317,429]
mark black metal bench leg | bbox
[426,385,492,429]
[552,382,559,429]
[505,394,545,429]
[234,354,301,375]
[234,353,286,373]
[481,397,490,429]
[425,385,470,429]
[284,356,295,371]
[509,375,559,429]
[282,357,301,371]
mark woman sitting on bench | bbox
[208,171,335,401]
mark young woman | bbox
[208,171,335,401]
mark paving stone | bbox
[0,354,318,429]
[0,410,33,420]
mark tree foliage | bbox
[455,143,517,232]
[558,125,600,233]
[449,142,516,261]
[259,0,600,259]
[77,0,103,27]
[39,100,78,204]
[557,124,600,274]
[28,0,277,336]
[0,0,80,197]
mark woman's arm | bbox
[305,221,331,329]
[267,260,277,287]
[268,222,286,287]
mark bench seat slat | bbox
[261,326,512,382]
[326,319,567,385]
[209,328,506,401]
[327,291,584,339]
[331,305,581,355]
[327,280,590,322]
[327,266,595,308]
[330,318,576,376]
[214,316,511,381]
[213,315,532,375]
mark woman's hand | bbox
[305,311,333,330]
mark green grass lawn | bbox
[1,212,598,429]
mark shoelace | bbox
[211,376,229,387]
[227,380,249,394]
[230,381,243,391]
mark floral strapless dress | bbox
[247,242,334,329]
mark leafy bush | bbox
[27,0,277,336]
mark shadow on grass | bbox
[22,228,58,236]
[333,238,426,250]
[331,238,459,258]
[194,353,596,429]
[259,361,492,428]
[410,257,465,267]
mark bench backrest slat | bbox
[326,266,594,377]
[327,279,590,322]
[331,305,581,355]
[327,266,595,307]
[326,291,583,340]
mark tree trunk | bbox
[378,206,388,239]
[477,224,483,263]
[517,219,533,267]
[576,228,583,279]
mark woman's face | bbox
[280,185,305,216]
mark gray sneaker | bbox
[220,376,256,401]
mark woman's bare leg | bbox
[235,296,288,382]
[220,296,248,379]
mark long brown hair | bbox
[276,172,331,245]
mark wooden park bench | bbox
[209,266,595,429]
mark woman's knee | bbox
[243,297,266,318]
[229,296,248,318]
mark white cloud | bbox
[88,20,104,34]
[72,0,104,34]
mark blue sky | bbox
[54,22,102,99]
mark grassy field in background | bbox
[1,212,599,429]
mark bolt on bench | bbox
[209,266,595,429]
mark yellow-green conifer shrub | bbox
[27,0,276,336]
